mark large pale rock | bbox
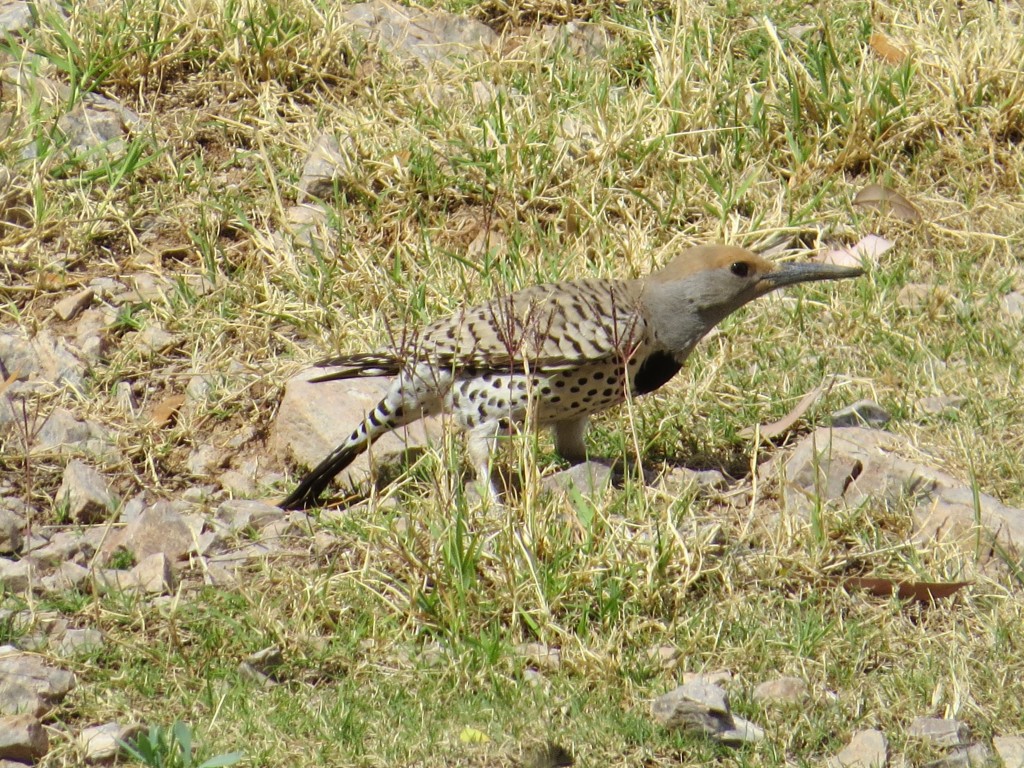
[0,648,76,717]
[0,510,22,555]
[651,680,764,744]
[829,729,888,768]
[78,722,141,763]
[57,460,115,523]
[0,714,48,761]
[109,501,198,562]
[767,427,1024,564]
[908,717,970,747]
[994,736,1024,768]
[0,559,32,593]
[343,0,498,64]
[271,371,442,492]
[0,330,84,395]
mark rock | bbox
[111,501,198,562]
[646,645,679,670]
[541,461,613,496]
[57,460,115,523]
[271,371,442,492]
[515,643,561,672]
[0,714,48,761]
[830,399,891,428]
[660,467,728,493]
[56,94,143,155]
[53,628,104,657]
[829,729,888,768]
[27,527,105,569]
[38,561,91,594]
[343,0,498,64]
[908,717,970,747]
[0,510,22,555]
[1002,292,1024,321]
[133,323,178,354]
[897,283,955,310]
[298,133,350,202]
[752,676,807,705]
[0,559,32,593]
[0,1,36,36]
[925,744,992,768]
[53,288,94,321]
[216,499,285,533]
[651,680,763,744]
[541,21,613,59]
[238,645,283,686]
[131,553,175,594]
[994,736,1024,768]
[0,330,85,394]
[0,649,76,716]
[280,204,331,252]
[186,444,225,476]
[681,669,733,686]
[767,427,1024,565]
[918,395,966,416]
[32,408,116,459]
[78,722,141,764]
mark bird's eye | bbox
[730,261,750,278]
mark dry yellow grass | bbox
[0,0,1022,765]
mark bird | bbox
[278,244,863,509]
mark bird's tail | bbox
[309,353,402,383]
[278,387,416,510]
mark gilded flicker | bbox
[279,245,862,509]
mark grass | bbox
[1,0,1023,765]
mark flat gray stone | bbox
[53,628,104,657]
[830,729,888,768]
[541,461,613,496]
[994,736,1024,768]
[515,643,561,672]
[57,460,115,524]
[110,501,198,562]
[909,717,970,747]
[54,288,94,322]
[0,330,84,394]
[1002,292,1024,321]
[0,510,22,555]
[651,680,762,743]
[766,427,1024,567]
[131,552,175,594]
[831,399,891,428]
[0,714,48,762]
[78,722,142,764]
[271,371,442,494]
[752,675,807,705]
[918,395,966,416]
[0,559,32,594]
[0,649,76,717]
[343,0,498,64]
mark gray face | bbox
[642,255,863,357]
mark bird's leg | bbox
[552,416,590,464]
[466,421,503,504]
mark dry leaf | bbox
[741,377,833,440]
[146,394,186,428]
[869,32,907,64]
[845,577,970,603]
[853,183,922,222]
[818,234,894,267]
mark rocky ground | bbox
[1,0,1024,765]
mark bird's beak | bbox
[760,261,864,290]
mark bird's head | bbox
[641,244,864,351]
